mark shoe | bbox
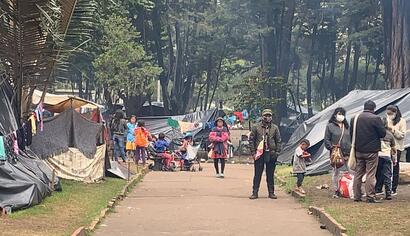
[375,192,384,196]
[333,191,340,199]
[366,198,382,204]
[385,195,392,200]
[216,173,221,178]
[299,188,306,194]
[249,193,258,200]
[354,199,362,202]
[220,173,225,178]
[268,193,277,199]
[391,191,398,196]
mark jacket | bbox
[324,122,351,156]
[387,118,406,151]
[208,127,230,159]
[154,139,169,153]
[249,121,282,156]
[350,112,386,153]
[379,130,397,163]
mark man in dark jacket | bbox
[350,100,386,203]
[249,109,282,199]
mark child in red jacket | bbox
[209,117,230,178]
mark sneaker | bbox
[385,195,392,200]
[299,188,306,194]
[216,173,221,178]
[391,191,398,196]
[220,173,225,178]
[333,191,340,199]
[268,193,277,199]
[366,198,382,204]
[375,192,384,196]
[249,193,258,200]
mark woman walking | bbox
[386,105,407,196]
[209,117,230,178]
[324,107,352,198]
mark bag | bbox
[135,128,148,147]
[348,115,359,170]
[330,125,345,168]
[339,172,355,199]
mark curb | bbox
[71,166,149,236]
[309,206,347,236]
[277,175,347,236]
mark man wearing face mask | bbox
[350,100,386,203]
[249,109,282,199]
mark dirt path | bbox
[94,164,330,236]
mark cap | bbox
[262,109,273,116]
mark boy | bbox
[375,119,397,200]
[293,139,311,194]
[154,133,174,170]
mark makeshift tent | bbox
[0,84,57,211]
[279,89,410,175]
[32,89,102,113]
[142,108,219,140]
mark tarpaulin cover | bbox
[32,90,103,113]
[42,144,106,183]
[30,109,102,158]
[279,89,410,175]
[0,84,56,210]
[141,108,219,140]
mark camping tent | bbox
[0,84,57,211]
[279,89,410,175]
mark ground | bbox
[94,163,330,236]
[276,165,410,236]
[0,177,127,236]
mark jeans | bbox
[353,152,379,200]
[113,134,126,161]
[375,157,393,196]
[252,151,277,194]
[392,150,402,192]
[296,173,305,187]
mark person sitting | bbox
[154,133,174,170]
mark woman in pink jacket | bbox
[209,117,230,178]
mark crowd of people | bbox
[292,100,407,203]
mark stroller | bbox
[177,144,202,172]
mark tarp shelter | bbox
[279,89,410,175]
[0,84,57,211]
[32,89,102,113]
[142,108,219,141]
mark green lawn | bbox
[1,177,128,236]
[275,165,410,236]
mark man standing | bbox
[351,100,386,203]
[249,109,282,199]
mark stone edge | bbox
[276,175,347,236]
[71,166,149,236]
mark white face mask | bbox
[336,114,345,123]
[387,113,396,120]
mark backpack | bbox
[135,127,149,147]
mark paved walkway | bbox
[94,164,330,236]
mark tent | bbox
[0,84,57,211]
[279,89,410,175]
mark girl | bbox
[386,105,407,196]
[324,107,352,198]
[293,139,311,194]
[209,117,230,178]
[134,121,151,166]
[126,115,137,160]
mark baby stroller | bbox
[178,144,202,172]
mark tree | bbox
[93,13,162,115]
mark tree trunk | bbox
[343,41,352,94]
[382,0,393,84]
[306,24,317,118]
[364,52,370,88]
[389,0,410,88]
[372,48,383,89]
[348,42,361,91]
[204,54,213,111]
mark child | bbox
[375,119,397,200]
[209,117,230,178]
[154,133,174,170]
[134,121,151,166]
[293,139,311,194]
[126,115,137,160]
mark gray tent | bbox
[279,89,410,175]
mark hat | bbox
[183,132,193,139]
[262,109,273,116]
[214,117,225,125]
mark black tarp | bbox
[279,89,410,175]
[0,84,56,210]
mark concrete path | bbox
[94,164,330,236]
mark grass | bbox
[275,164,410,236]
[0,177,128,236]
